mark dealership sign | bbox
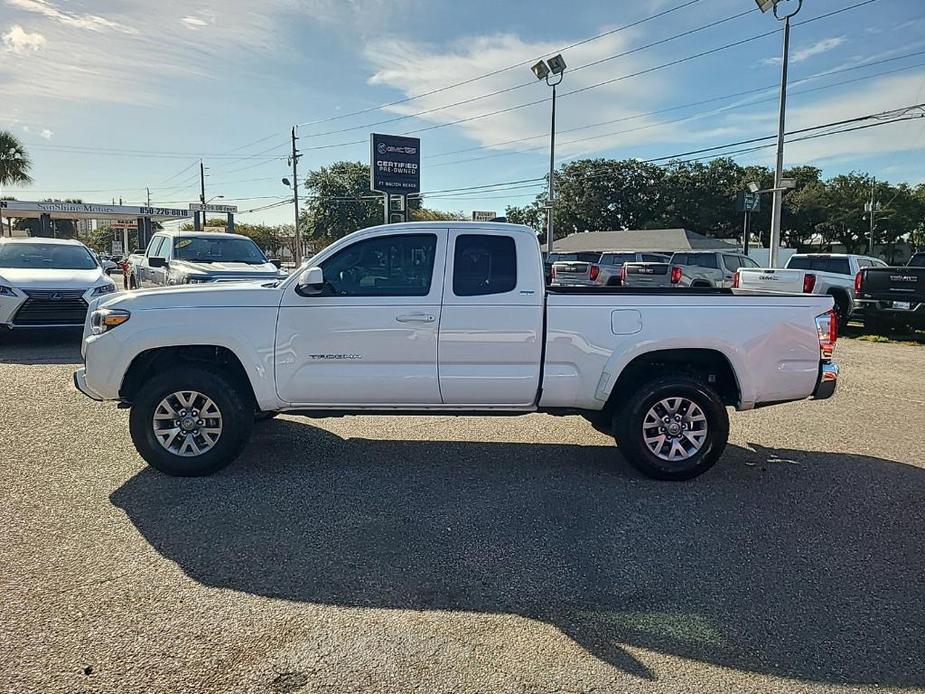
[189,202,239,214]
[370,133,420,194]
[471,210,497,221]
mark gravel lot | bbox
[1,330,923,694]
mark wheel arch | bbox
[120,345,257,409]
[602,348,741,415]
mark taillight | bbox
[589,264,600,282]
[620,265,627,283]
[803,273,817,293]
[670,266,682,284]
[815,309,838,359]
[854,270,864,297]
[550,265,556,282]
[732,270,740,288]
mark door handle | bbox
[395,313,436,323]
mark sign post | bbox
[736,191,761,255]
[370,133,420,223]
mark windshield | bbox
[173,236,268,264]
[0,242,98,270]
[909,254,925,267]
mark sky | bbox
[1,0,924,228]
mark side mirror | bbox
[297,266,324,295]
[270,258,282,269]
[148,256,167,268]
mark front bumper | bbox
[73,367,104,401]
[812,361,838,400]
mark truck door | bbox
[275,230,446,406]
[140,236,165,288]
[438,229,544,406]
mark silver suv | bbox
[622,251,760,288]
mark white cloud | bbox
[763,37,846,66]
[363,29,685,159]
[39,128,53,139]
[5,0,138,34]
[21,124,30,133]
[181,16,209,29]
[2,24,46,53]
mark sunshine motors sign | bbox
[370,133,420,194]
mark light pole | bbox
[531,54,566,254]
[756,0,802,267]
[748,179,795,264]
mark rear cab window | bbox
[453,234,517,296]
[787,256,852,275]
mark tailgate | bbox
[859,267,925,301]
[736,268,806,293]
[622,262,671,287]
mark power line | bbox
[294,0,703,129]
[299,6,757,140]
[296,0,881,147]
[425,49,925,161]
[426,59,925,169]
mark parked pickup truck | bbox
[734,253,888,329]
[129,230,286,289]
[551,251,670,287]
[854,252,925,334]
[622,250,760,289]
[74,222,839,481]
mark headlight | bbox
[90,282,117,297]
[90,308,130,335]
[0,285,16,297]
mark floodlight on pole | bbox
[755,0,803,267]
[531,54,566,255]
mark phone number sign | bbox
[370,133,420,194]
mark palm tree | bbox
[0,130,32,186]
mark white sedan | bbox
[0,238,118,330]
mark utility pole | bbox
[290,127,302,262]
[146,187,151,207]
[199,159,206,229]
[866,178,878,256]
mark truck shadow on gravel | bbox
[111,420,924,686]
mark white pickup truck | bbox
[74,222,839,481]
[734,253,888,329]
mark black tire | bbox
[129,366,254,476]
[255,411,278,422]
[613,375,729,481]
[830,292,850,333]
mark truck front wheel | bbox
[129,366,254,476]
[613,375,729,480]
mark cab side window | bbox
[453,234,517,296]
[146,237,166,258]
[319,234,436,297]
[723,255,740,272]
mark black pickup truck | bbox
[855,252,925,333]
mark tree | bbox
[409,207,465,222]
[302,161,383,244]
[0,131,32,186]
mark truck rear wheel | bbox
[613,375,729,481]
[129,366,253,476]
